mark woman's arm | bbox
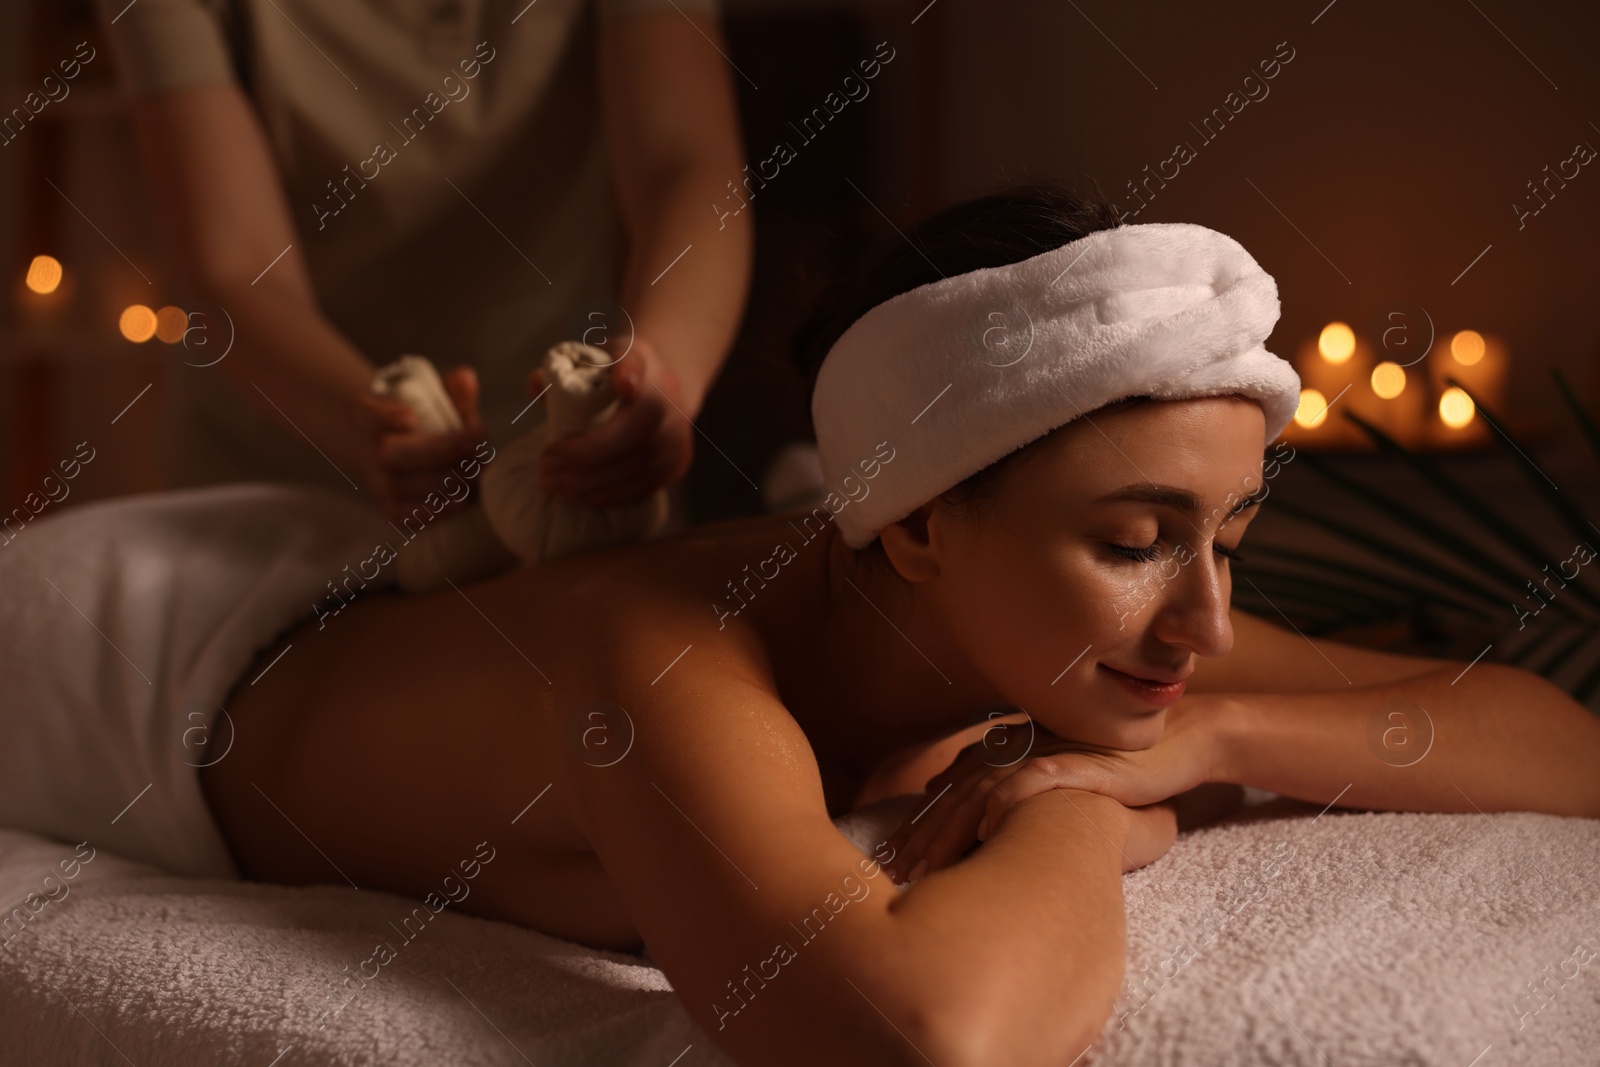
[566,622,1133,1067]
[887,657,1600,882]
[1213,663,1600,818]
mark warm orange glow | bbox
[1294,387,1329,428]
[1450,329,1486,366]
[119,304,158,343]
[1318,322,1356,363]
[1439,386,1476,429]
[155,305,188,344]
[25,255,62,294]
[1371,361,1407,399]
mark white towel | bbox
[2,793,1594,1065]
[810,222,1303,547]
[0,483,396,882]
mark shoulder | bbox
[536,546,793,772]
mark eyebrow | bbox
[1092,482,1269,518]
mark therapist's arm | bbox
[126,83,481,517]
[538,8,753,508]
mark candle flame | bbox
[1450,330,1486,366]
[1439,386,1476,429]
[1294,387,1329,428]
[1371,361,1407,399]
[119,305,157,343]
[26,255,63,295]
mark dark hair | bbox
[794,181,1125,524]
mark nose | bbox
[1149,545,1234,659]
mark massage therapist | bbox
[91,0,751,524]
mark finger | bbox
[926,722,1035,796]
[882,790,949,881]
[884,743,992,861]
[916,746,1041,873]
[980,756,1092,841]
[443,366,481,429]
[916,774,1008,878]
[894,769,1000,881]
[611,352,647,399]
[979,748,1120,825]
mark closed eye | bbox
[1108,541,1245,563]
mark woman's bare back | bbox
[204,511,898,952]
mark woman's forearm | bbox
[1215,664,1600,818]
[885,788,1130,1065]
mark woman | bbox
[187,185,1600,1067]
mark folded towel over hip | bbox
[0,484,398,880]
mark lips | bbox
[1102,664,1192,686]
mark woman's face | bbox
[913,396,1269,750]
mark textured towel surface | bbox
[3,793,1594,1066]
[0,483,397,882]
[810,221,1303,547]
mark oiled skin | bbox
[205,511,919,952]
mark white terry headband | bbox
[810,221,1303,549]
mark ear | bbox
[877,501,942,583]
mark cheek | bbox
[1097,565,1154,632]
[938,542,1115,695]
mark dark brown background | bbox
[2,0,1597,521]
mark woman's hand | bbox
[353,365,486,523]
[533,337,695,508]
[882,696,1233,883]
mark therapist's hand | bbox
[353,365,486,523]
[532,338,695,508]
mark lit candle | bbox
[1286,322,1368,447]
[1427,384,1488,449]
[1363,358,1427,446]
[1428,329,1508,413]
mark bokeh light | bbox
[1439,386,1476,429]
[25,255,62,294]
[1371,361,1407,400]
[119,304,158,343]
[1294,387,1329,428]
[1450,329,1486,366]
[155,305,188,344]
[1318,322,1355,364]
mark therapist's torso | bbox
[98,0,708,490]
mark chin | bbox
[1087,710,1166,751]
[1043,708,1165,751]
